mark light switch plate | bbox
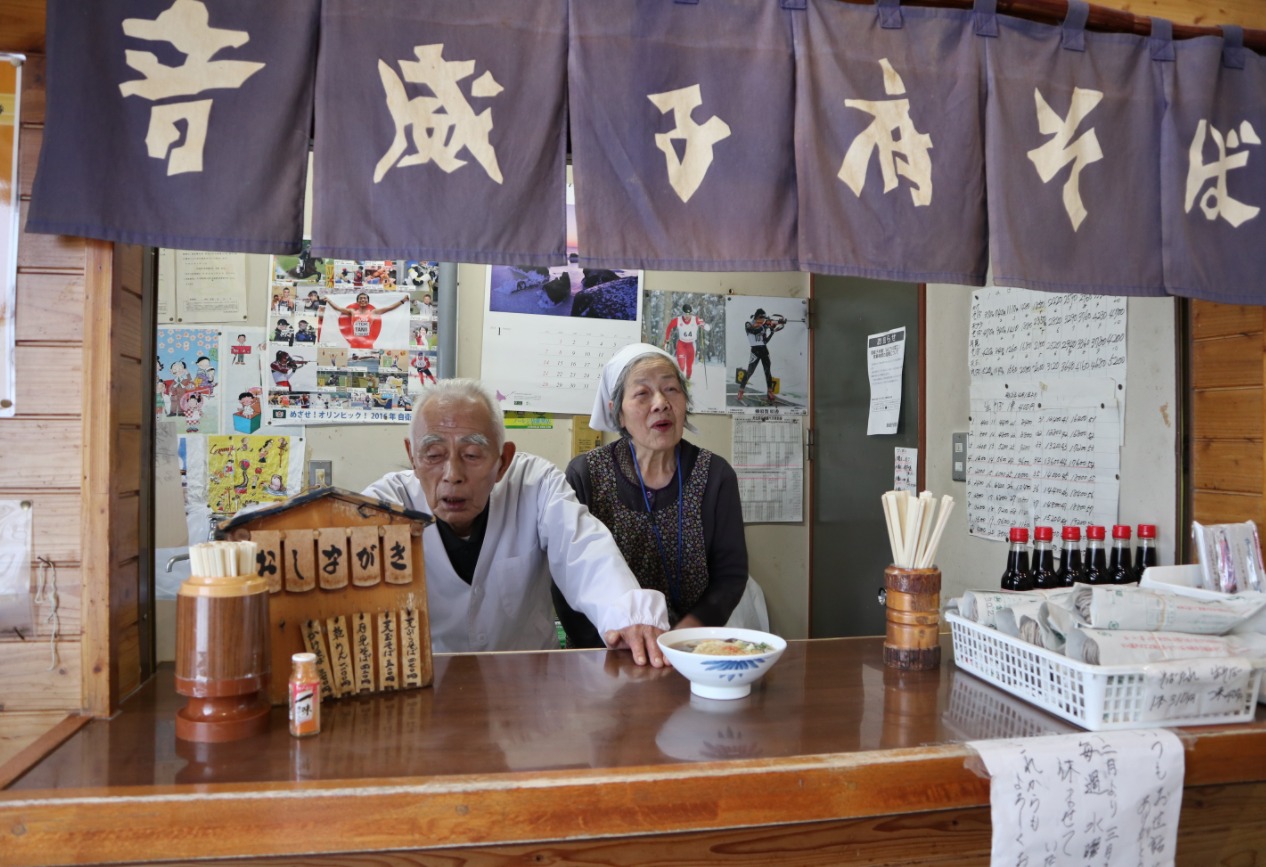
[951,432,967,482]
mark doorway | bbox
[810,276,923,638]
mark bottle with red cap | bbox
[1001,527,1033,591]
[1108,524,1134,584]
[1030,526,1059,589]
[1134,524,1158,582]
[1084,525,1108,584]
[1056,526,1085,586]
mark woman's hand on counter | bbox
[604,624,668,667]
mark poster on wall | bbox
[265,251,438,424]
[642,289,727,414]
[481,184,642,415]
[182,433,305,537]
[171,251,248,323]
[723,296,809,414]
[156,326,222,434]
[0,56,20,419]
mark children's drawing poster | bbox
[156,326,222,434]
[723,296,809,415]
[266,253,434,425]
[199,434,305,520]
[642,289,727,414]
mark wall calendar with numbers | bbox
[480,266,642,416]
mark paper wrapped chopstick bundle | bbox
[1073,585,1266,635]
[951,587,1077,629]
[1192,520,1265,593]
[1063,626,1266,666]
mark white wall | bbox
[156,261,1178,647]
[156,256,812,640]
[924,282,1180,604]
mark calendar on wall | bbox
[480,267,642,416]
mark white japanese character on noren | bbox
[839,58,933,207]
[118,0,264,176]
[647,84,731,204]
[1027,87,1103,231]
[375,44,504,185]
[1185,119,1261,227]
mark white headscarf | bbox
[588,342,697,433]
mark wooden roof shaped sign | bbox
[217,487,433,706]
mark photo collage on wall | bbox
[266,247,440,424]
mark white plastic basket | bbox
[946,612,1262,731]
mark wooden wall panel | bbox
[1190,388,1263,441]
[1192,491,1266,527]
[17,491,83,564]
[0,641,81,712]
[16,202,84,270]
[14,272,85,341]
[29,565,82,638]
[17,52,42,121]
[1190,333,1263,390]
[0,419,82,486]
[17,125,38,199]
[1191,303,1263,340]
[14,344,83,414]
[1191,438,1262,495]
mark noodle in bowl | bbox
[658,626,787,700]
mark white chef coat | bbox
[362,452,668,653]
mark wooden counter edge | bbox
[0,715,89,790]
[3,727,1265,867]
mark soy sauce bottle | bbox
[1109,524,1134,584]
[1031,526,1059,589]
[1134,524,1158,582]
[1001,527,1033,591]
[1056,526,1085,586]
[1083,525,1108,585]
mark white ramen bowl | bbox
[657,627,787,700]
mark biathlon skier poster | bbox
[724,296,808,414]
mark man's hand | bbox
[604,624,668,667]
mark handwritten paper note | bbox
[970,729,1184,867]
[1141,657,1255,722]
[969,288,1126,380]
[966,288,1126,540]
[894,447,918,494]
[968,378,1120,539]
[732,415,803,523]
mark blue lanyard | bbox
[628,440,683,611]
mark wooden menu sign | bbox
[216,488,434,706]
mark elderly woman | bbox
[551,343,747,647]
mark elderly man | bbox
[363,379,669,665]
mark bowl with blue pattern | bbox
[658,627,787,700]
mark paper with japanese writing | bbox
[1140,658,1255,722]
[866,326,905,435]
[732,416,803,523]
[970,729,1183,867]
[893,447,918,494]
[967,287,1126,541]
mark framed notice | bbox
[0,55,22,418]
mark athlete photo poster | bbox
[642,289,727,414]
[724,296,809,414]
[266,252,420,425]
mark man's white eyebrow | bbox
[419,433,491,448]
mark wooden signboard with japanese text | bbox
[217,489,432,706]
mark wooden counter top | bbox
[3,635,1265,866]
